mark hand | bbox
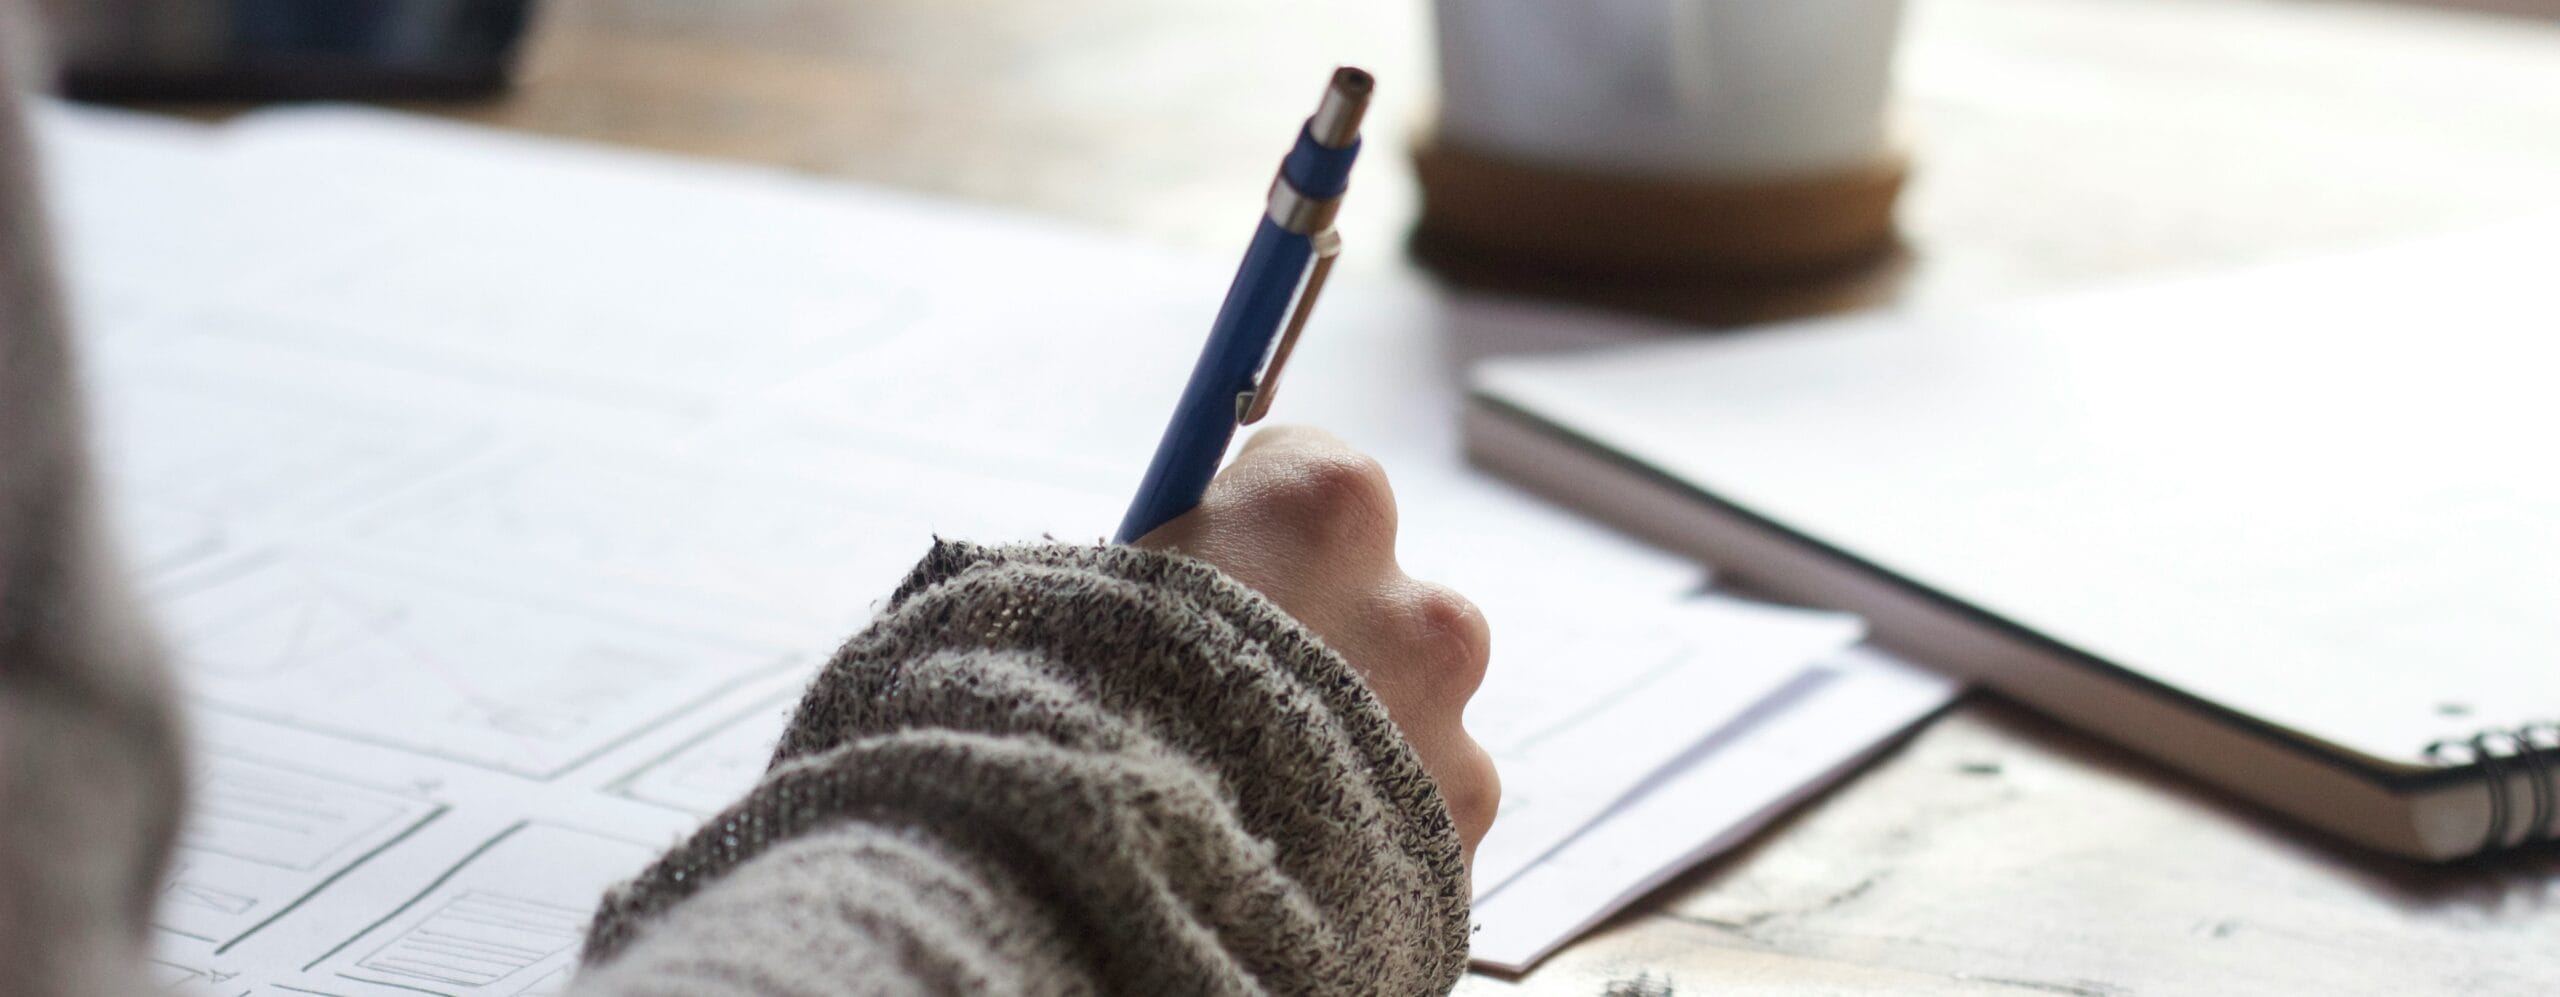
[1134,426,1499,865]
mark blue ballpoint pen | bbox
[1114,67,1372,543]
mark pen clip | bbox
[1237,228,1341,425]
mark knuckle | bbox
[1297,451,1395,517]
[1268,452,1396,546]
[1440,749,1502,831]
[1405,583,1491,696]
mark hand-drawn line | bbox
[144,547,281,601]
[321,974,451,997]
[185,761,423,870]
[216,805,448,955]
[153,923,221,943]
[1492,643,1697,757]
[182,556,805,781]
[352,891,586,988]
[510,965,572,996]
[303,822,528,973]
[201,656,788,782]
[163,878,259,915]
[143,958,211,989]
[601,691,796,813]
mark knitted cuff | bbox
[582,540,1468,989]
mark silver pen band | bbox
[1265,177,1342,235]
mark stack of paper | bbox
[37,103,1955,990]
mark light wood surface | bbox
[402,0,2560,991]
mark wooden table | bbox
[409,0,2560,991]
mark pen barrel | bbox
[1114,218,1316,543]
[1288,66,1371,199]
[1281,127,1362,203]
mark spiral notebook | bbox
[1466,221,2560,861]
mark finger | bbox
[1139,425,1363,550]
[1236,424,1340,456]
[1402,726,1499,861]
[1444,738,1500,851]
[1207,434,1399,571]
[1137,481,1398,636]
[1135,426,1373,547]
[1394,577,1492,708]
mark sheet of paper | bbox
[1468,644,1960,972]
[35,102,1938,991]
[1462,593,1861,892]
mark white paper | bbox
[35,103,1950,991]
[1464,594,1862,892]
[1468,644,1959,972]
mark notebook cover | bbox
[1470,222,2560,776]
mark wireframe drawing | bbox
[156,753,443,947]
[309,823,658,995]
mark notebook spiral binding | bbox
[2424,721,2560,854]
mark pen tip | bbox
[1312,67,1373,148]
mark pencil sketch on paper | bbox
[154,555,795,780]
[156,753,444,948]
[83,359,486,528]
[607,693,798,817]
[311,823,657,995]
[143,956,237,992]
[357,892,589,990]
[340,452,919,633]
[105,497,228,578]
[210,200,921,411]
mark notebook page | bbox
[1460,590,1862,892]
[1470,644,1958,972]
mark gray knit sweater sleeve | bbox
[570,539,1473,995]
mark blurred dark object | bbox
[1409,130,1910,328]
[47,0,534,101]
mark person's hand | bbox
[1134,426,1499,865]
